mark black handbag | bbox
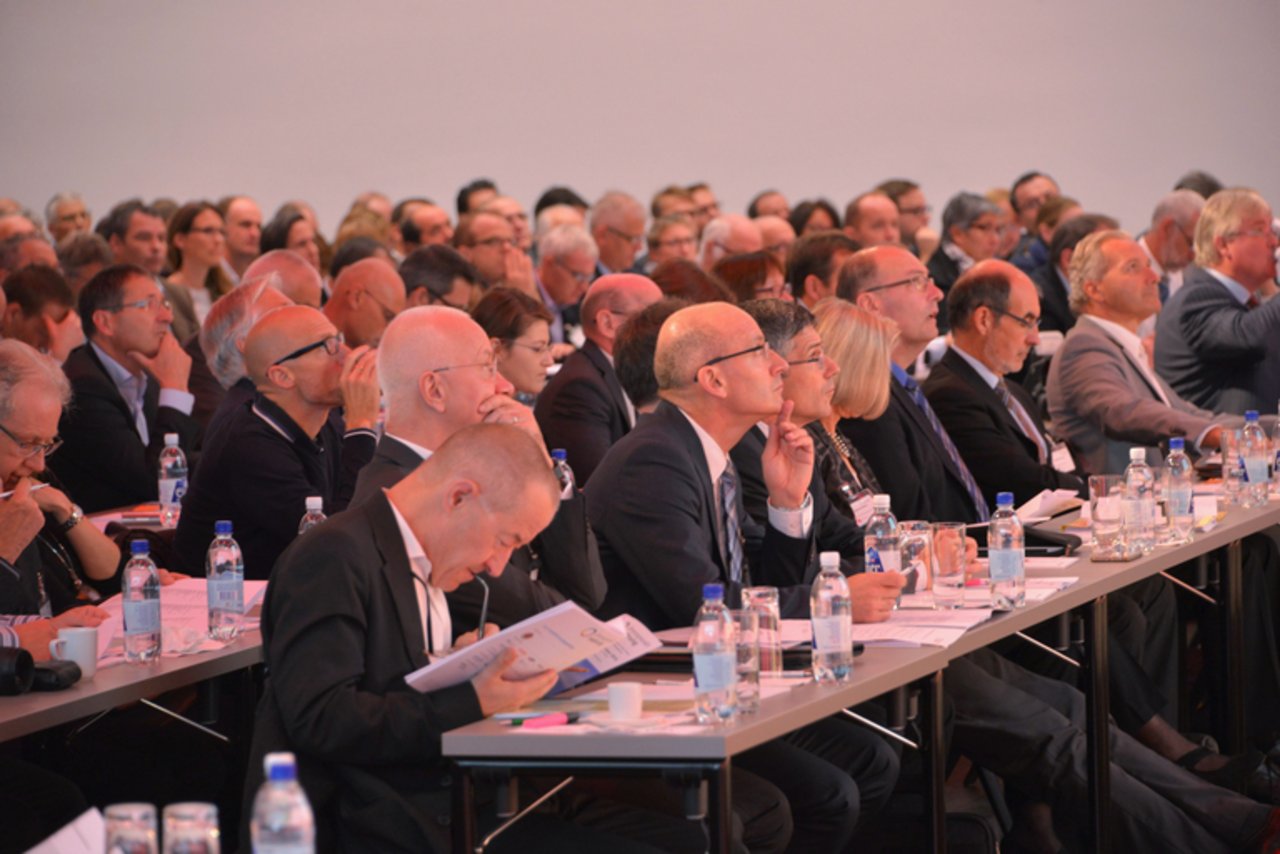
[0,647,34,695]
[32,659,81,691]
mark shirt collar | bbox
[1083,314,1147,363]
[943,241,975,272]
[90,341,142,390]
[385,431,435,461]
[949,343,1000,389]
[1204,268,1253,305]
[250,392,314,446]
[891,362,914,388]
[675,405,728,483]
[387,493,428,566]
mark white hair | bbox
[536,224,598,263]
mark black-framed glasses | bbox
[428,353,498,378]
[696,341,770,381]
[366,291,399,324]
[608,226,644,246]
[472,236,516,250]
[0,422,61,458]
[110,295,171,313]
[988,307,1042,330]
[553,258,592,285]
[864,273,934,294]
[188,226,227,238]
[786,348,826,368]
[272,332,344,366]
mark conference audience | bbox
[877,179,939,262]
[698,214,763,271]
[588,191,647,277]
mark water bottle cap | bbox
[305,496,323,511]
[872,494,891,510]
[1129,447,1146,461]
[130,539,150,555]
[164,433,179,446]
[819,551,841,569]
[996,492,1014,507]
[1246,410,1259,421]
[702,583,724,601]
[1169,437,1184,451]
[214,520,232,536]
[551,449,567,462]
[263,751,297,781]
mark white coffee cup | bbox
[49,626,98,679]
[608,681,643,722]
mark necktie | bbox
[719,463,745,584]
[1246,294,1260,310]
[1157,274,1170,305]
[901,376,991,521]
[995,379,1049,464]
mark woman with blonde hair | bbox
[810,298,898,517]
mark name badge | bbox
[1051,443,1076,473]
[848,489,876,526]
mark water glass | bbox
[1222,429,1244,507]
[899,521,933,601]
[743,586,783,673]
[105,802,158,854]
[731,608,760,714]
[162,802,219,854]
[931,522,967,609]
[1089,474,1127,559]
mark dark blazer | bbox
[926,249,961,333]
[534,339,631,484]
[585,400,815,630]
[839,377,985,524]
[185,334,225,440]
[1029,263,1075,335]
[243,494,482,853]
[922,348,1085,507]
[352,434,606,630]
[730,425,863,577]
[1154,265,1280,414]
[52,344,200,513]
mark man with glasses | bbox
[321,256,406,348]
[173,305,379,578]
[697,214,763,271]
[588,191,646,278]
[1135,190,1204,306]
[52,264,198,512]
[533,224,598,344]
[536,274,663,483]
[1155,188,1280,414]
[453,210,520,289]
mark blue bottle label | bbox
[123,599,160,634]
[988,549,1024,582]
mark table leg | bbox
[920,669,948,854]
[1223,538,1246,754]
[1082,596,1111,852]
[707,759,732,854]
[453,764,475,854]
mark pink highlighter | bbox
[517,712,580,729]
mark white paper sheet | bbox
[29,808,104,854]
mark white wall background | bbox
[3,0,1278,235]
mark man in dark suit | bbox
[51,264,200,512]
[353,306,605,629]
[1029,213,1119,336]
[535,273,662,483]
[1155,188,1280,414]
[836,245,989,524]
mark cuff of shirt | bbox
[344,428,378,441]
[158,389,195,415]
[767,492,813,538]
[1193,424,1218,454]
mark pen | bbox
[474,576,491,640]
[513,712,580,729]
[0,483,51,500]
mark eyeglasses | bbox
[988,306,1042,330]
[1226,228,1279,245]
[553,258,592,285]
[786,349,826,368]
[428,353,498,378]
[657,236,697,249]
[898,205,931,217]
[365,291,399,324]
[864,273,934,294]
[472,236,516,250]
[272,332,344,366]
[111,295,172,313]
[188,226,227,238]
[696,341,770,381]
[968,222,1000,233]
[510,340,552,356]
[0,422,61,458]
[607,226,644,247]
[754,281,789,298]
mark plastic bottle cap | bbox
[551,449,567,462]
[1169,437,1184,451]
[996,492,1014,507]
[819,551,841,569]
[872,494,891,510]
[305,496,323,511]
[702,583,724,601]
[130,539,150,555]
[1129,448,1146,461]
[214,520,233,536]
[263,751,297,781]
[164,433,179,446]
[1245,410,1259,421]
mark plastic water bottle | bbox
[811,551,853,683]
[863,494,901,575]
[297,497,326,535]
[988,493,1026,610]
[123,540,161,663]
[1166,438,1194,542]
[1124,448,1156,554]
[1272,400,1280,494]
[692,583,737,725]
[206,520,244,641]
[551,448,575,491]
[1241,410,1269,508]
[158,433,187,528]
[250,752,315,854]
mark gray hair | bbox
[941,192,1001,244]
[1150,189,1205,231]
[0,233,54,273]
[533,204,584,243]
[0,339,71,421]
[537,224,598,264]
[588,191,644,232]
[698,216,734,268]
[199,276,280,388]
[1194,187,1270,268]
[1068,229,1132,315]
[44,192,85,227]
[55,232,113,279]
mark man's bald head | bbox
[699,215,763,270]
[377,305,493,414]
[0,215,37,243]
[243,305,336,384]
[581,273,663,349]
[326,256,406,347]
[655,302,749,391]
[410,422,559,514]
[242,249,324,308]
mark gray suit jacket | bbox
[1046,315,1225,475]
[1153,265,1280,415]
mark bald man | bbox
[698,214,763,270]
[585,301,899,849]
[843,192,902,248]
[754,215,796,268]
[173,305,380,578]
[240,249,323,308]
[535,273,662,482]
[322,256,406,347]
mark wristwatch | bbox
[58,504,83,534]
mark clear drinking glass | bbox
[899,520,933,605]
[1089,474,1127,559]
[743,586,783,673]
[931,522,967,609]
[162,802,219,854]
[731,608,760,713]
[105,802,158,854]
[1221,428,1244,507]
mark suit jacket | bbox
[1047,315,1223,475]
[243,494,482,853]
[534,339,631,484]
[926,249,962,333]
[1154,265,1280,414]
[185,334,225,440]
[730,425,863,578]
[351,434,606,629]
[838,378,985,524]
[1029,263,1075,335]
[923,348,1084,507]
[52,344,200,513]
[585,400,815,630]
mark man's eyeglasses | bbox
[188,226,227,238]
[272,333,344,366]
[111,295,171,313]
[0,422,61,458]
[366,291,399,324]
[898,205,931,218]
[1226,228,1279,245]
[696,342,770,381]
[607,226,644,247]
[428,354,498,379]
[472,236,516,250]
[864,273,934,294]
[786,348,826,368]
[988,307,1041,330]
[554,258,592,285]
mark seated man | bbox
[353,306,605,629]
[2,265,83,363]
[51,264,199,512]
[174,305,378,578]
[321,256,406,348]
[535,274,662,483]
[399,244,479,309]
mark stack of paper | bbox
[848,607,994,647]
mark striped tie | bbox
[995,379,1049,465]
[719,463,745,584]
[901,375,991,521]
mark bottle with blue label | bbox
[1166,438,1195,542]
[988,492,1026,610]
[551,449,575,492]
[810,551,853,683]
[1241,410,1269,508]
[158,433,187,528]
[206,520,244,641]
[123,540,161,663]
[692,583,737,725]
[863,494,901,575]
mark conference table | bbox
[444,495,1280,854]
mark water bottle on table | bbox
[811,551,853,683]
[692,583,737,725]
[988,492,1026,610]
[1165,438,1194,543]
[123,540,161,663]
[251,752,316,854]
[206,520,244,641]
[158,433,187,528]
[551,448,575,491]
[297,497,326,535]
[1241,410,1269,508]
[1124,448,1156,554]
